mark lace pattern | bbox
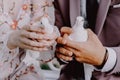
[0,0,53,79]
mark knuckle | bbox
[39,43,44,47]
[80,57,84,62]
[68,52,73,56]
[56,53,61,58]
[38,35,42,39]
[30,32,36,38]
[29,26,33,30]
[29,33,34,38]
[65,57,71,61]
[32,47,37,51]
[57,37,62,43]
[20,30,25,36]
[38,48,42,51]
[75,51,81,56]
[60,48,67,54]
[62,56,66,60]
[27,32,31,38]
[28,40,33,46]
[76,58,82,62]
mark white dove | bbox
[23,0,54,65]
[24,16,55,65]
[69,16,94,80]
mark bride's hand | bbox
[7,25,57,51]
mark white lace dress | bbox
[0,0,52,80]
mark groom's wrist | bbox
[95,49,108,69]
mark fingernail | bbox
[68,57,73,61]
[69,52,73,56]
[63,39,67,44]
[70,58,73,61]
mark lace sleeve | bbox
[0,23,19,79]
[0,23,19,59]
[0,31,19,55]
[31,0,53,21]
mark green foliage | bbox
[40,63,51,70]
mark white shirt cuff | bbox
[101,47,117,72]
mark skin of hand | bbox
[7,24,57,51]
[55,27,73,61]
[56,27,106,66]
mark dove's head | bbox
[73,16,84,30]
[77,16,84,22]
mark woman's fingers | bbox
[18,41,49,51]
[22,23,46,34]
[19,37,55,47]
[20,30,57,40]
[17,39,48,51]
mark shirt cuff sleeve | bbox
[101,47,117,72]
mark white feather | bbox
[41,17,54,34]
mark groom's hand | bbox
[56,28,106,66]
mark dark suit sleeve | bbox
[53,0,65,29]
[105,0,120,75]
[100,6,120,76]
[94,4,120,78]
